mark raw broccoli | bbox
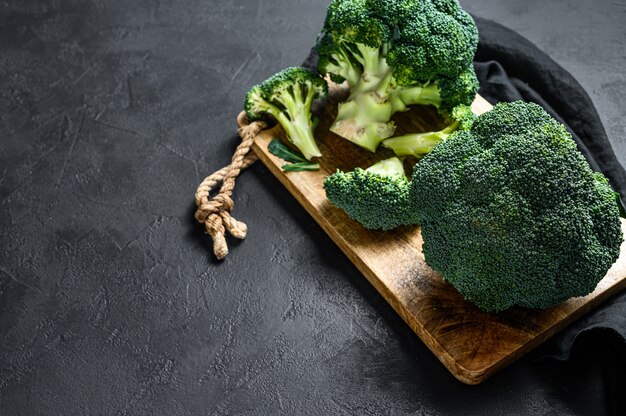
[316,0,479,152]
[324,157,419,230]
[244,67,328,161]
[382,104,475,157]
[412,101,624,312]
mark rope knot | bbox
[208,194,234,212]
[194,117,266,259]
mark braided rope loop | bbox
[194,118,266,259]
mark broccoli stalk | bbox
[328,44,397,151]
[323,156,419,230]
[366,155,405,177]
[244,67,328,161]
[390,82,442,114]
[382,123,457,157]
[317,0,479,153]
[383,104,476,157]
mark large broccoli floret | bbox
[412,101,623,312]
[316,0,479,152]
[324,157,419,230]
[244,67,328,160]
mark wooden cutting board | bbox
[237,82,626,384]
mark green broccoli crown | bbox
[324,157,419,230]
[386,3,478,84]
[318,0,478,86]
[244,67,328,120]
[446,103,476,130]
[437,65,480,112]
[243,85,266,121]
[470,99,561,145]
[368,0,427,26]
[412,101,623,312]
[324,0,391,48]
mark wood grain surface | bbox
[238,83,626,384]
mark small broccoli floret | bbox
[324,157,419,230]
[437,66,481,112]
[412,101,624,312]
[382,104,475,157]
[244,67,328,160]
[316,0,479,152]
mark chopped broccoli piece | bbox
[281,162,321,172]
[323,157,419,230]
[412,101,624,312]
[245,67,328,160]
[316,0,479,152]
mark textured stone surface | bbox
[0,0,623,415]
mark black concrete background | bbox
[1,0,624,415]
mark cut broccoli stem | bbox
[382,120,459,158]
[281,162,320,172]
[328,44,448,152]
[275,110,322,161]
[268,82,322,161]
[391,83,442,113]
[331,92,395,151]
[366,156,406,178]
[330,43,397,152]
[303,81,316,109]
[329,46,363,87]
[253,98,282,119]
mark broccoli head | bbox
[324,157,419,230]
[316,0,479,151]
[412,101,623,312]
[244,67,328,160]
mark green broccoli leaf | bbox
[268,139,308,163]
[268,138,320,172]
